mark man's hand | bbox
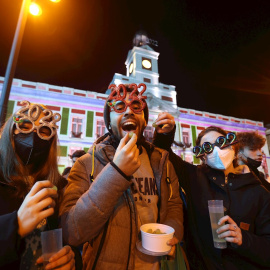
[167,236,179,257]
[17,180,58,238]
[113,133,140,176]
[153,112,175,134]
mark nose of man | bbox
[124,105,134,115]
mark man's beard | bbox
[111,125,145,145]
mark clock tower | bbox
[126,31,160,85]
[108,31,178,115]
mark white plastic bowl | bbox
[140,223,175,253]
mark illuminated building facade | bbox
[0,32,269,174]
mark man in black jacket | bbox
[235,131,270,191]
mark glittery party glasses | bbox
[109,99,145,113]
[193,132,238,158]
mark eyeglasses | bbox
[12,101,61,140]
[193,132,238,158]
[15,120,55,140]
[108,99,145,113]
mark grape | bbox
[146,228,165,234]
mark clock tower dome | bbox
[108,31,178,114]
[125,31,160,85]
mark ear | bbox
[143,119,147,129]
[238,151,244,160]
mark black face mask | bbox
[13,132,53,165]
[241,152,262,169]
[246,157,262,169]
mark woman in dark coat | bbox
[0,101,75,270]
[153,112,270,270]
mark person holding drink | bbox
[0,101,76,270]
[153,115,270,270]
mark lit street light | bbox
[0,0,60,127]
[29,3,42,16]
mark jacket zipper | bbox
[224,175,231,216]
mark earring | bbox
[108,124,112,130]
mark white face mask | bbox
[206,147,235,170]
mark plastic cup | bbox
[208,200,227,249]
[41,228,63,266]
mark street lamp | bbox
[0,0,60,127]
[29,3,43,16]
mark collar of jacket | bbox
[204,165,261,190]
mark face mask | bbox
[241,152,262,169]
[206,147,235,170]
[14,132,53,165]
[246,157,261,169]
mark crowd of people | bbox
[0,83,269,270]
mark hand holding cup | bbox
[216,215,242,246]
[38,228,76,269]
[36,245,75,270]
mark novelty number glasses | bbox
[193,132,238,158]
[13,101,61,140]
[107,83,147,113]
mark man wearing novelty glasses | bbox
[60,84,185,270]
[152,116,270,270]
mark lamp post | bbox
[0,0,60,127]
[0,0,31,127]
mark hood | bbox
[88,133,118,166]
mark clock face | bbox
[129,62,134,74]
[142,58,152,70]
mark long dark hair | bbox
[0,114,63,198]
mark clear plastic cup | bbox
[208,200,227,249]
[41,228,63,266]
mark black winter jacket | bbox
[0,181,24,269]
[0,177,67,270]
[153,131,270,270]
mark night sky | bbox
[1,0,270,126]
